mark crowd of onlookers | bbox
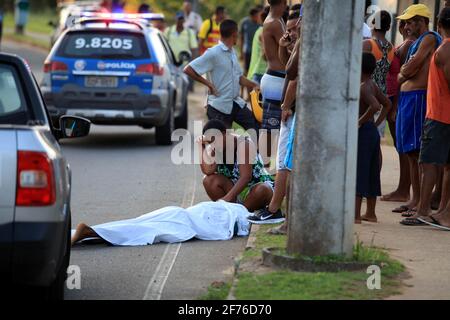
[181,0,450,234]
[357,2,450,233]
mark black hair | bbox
[250,8,260,17]
[288,10,300,21]
[362,52,377,75]
[268,0,283,6]
[438,7,450,30]
[290,4,302,12]
[220,19,238,38]
[372,10,392,32]
[261,6,271,22]
[203,120,227,135]
[216,6,226,15]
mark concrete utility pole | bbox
[287,0,364,257]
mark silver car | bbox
[0,53,90,300]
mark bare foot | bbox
[381,191,410,202]
[361,215,378,223]
[71,223,96,246]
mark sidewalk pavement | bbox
[356,145,450,300]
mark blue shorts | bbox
[284,115,296,171]
[396,90,427,154]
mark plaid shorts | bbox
[262,99,282,131]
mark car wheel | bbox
[175,99,188,130]
[155,107,174,146]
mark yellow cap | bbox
[397,4,432,21]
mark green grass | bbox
[234,268,403,300]
[234,225,405,300]
[3,33,49,50]
[198,281,232,300]
[3,11,55,35]
[243,225,287,260]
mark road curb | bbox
[226,224,259,300]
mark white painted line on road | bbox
[142,165,197,300]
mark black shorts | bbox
[356,122,381,198]
[419,119,450,165]
[206,103,258,132]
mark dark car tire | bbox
[175,100,188,130]
[155,108,174,146]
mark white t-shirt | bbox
[184,11,203,34]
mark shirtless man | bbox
[356,52,392,224]
[260,0,288,167]
[394,5,443,226]
[249,10,302,227]
[382,20,415,205]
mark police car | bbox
[41,17,189,145]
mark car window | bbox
[57,31,150,60]
[0,64,30,124]
[149,32,167,65]
[158,34,176,65]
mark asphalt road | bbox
[2,41,246,300]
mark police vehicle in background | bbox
[42,16,189,145]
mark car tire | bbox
[155,108,174,146]
[175,99,188,130]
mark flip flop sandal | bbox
[400,217,426,226]
[402,209,417,218]
[392,205,410,213]
[417,216,450,231]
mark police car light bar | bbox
[77,17,146,30]
[79,12,165,21]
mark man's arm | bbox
[374,86,392,127]
[184,66,218,95]
[397,40,414,65]
[197,137,218,176]
[221,141,254,203]
[278,32,293,66]
[239,76,259,91]
[359,86,382,127]
[286,40,300,80]
[400,35,436,79]
[281,79,297,122]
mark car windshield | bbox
[57,31,150,60]
[0,64,31,125]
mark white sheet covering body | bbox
[82,201,251,246]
